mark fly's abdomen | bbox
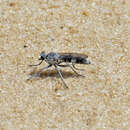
[60,55,90,64]
[60,55,72,63]
[71,57,89,64]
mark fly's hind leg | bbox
[58,64,85,77]
[72,63,85,71]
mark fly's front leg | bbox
[29,60,43,67]
[27,64,52,80]
[54,65,68,89]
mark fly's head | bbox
[39,51,46,61]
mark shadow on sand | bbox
[28,69,84,79]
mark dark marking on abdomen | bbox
[75,57,86,64]
[60,55,86,64]
[60,55,72,62]
[61,55,74,62]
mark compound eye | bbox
[39,51,46,60]
[39,56,44,60]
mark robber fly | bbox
[27,52,91,88]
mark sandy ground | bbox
[0,0,129,129]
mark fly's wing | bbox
[59,53,89,64]
[59,53,88,58]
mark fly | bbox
[27,52,91,88]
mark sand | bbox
[0,0,129,129]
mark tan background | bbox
[0,0,129,129]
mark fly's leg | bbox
[29,60,43,67]
[27,64,52,80]
[72,63,85,71]
[58,64,85,77]
[54,65,68,89]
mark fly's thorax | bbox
[45,52,61,65]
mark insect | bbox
[27,52,91,88]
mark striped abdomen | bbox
[59,53,91,64]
